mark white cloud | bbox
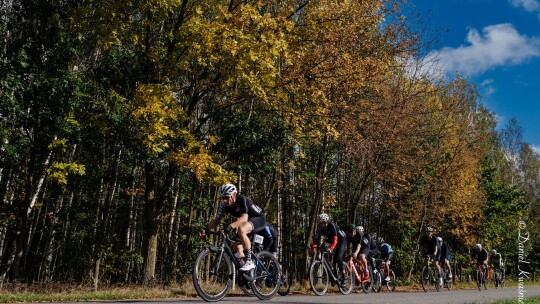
[532,145,540,156]
[509,0,540,15]
[427,24,540,77]
[479,79,496,97]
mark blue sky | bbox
[406,0,540,155]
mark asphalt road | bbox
[44,285,540,304]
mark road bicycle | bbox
[374,257,396,292]
[347,254,372,293]
[308,245,353,296]
[493,259,505,289]
[192,230,281,301]
[421,255,442,292]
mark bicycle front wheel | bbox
[309,260,329,296]
[249,251,281,300]
[434,269,442,292]
[278,262,292,296]
[371,269,382,293]
[192,248,233,302]
[387,270,396,292]
[421,266,431,292]
[476,270,483,291]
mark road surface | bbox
[46,285,540,304]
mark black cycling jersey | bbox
[419,235,440,255]
[348,231,376,251]
[314,222,346,243]
[215,195,264,220]
[472,248,488,263]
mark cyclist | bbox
[345,224,378,278]
[470,243,489,280]
[418,227,442,287]
[262,223,279,258]
[310,213,348,285]
[376,236,393,281]
[490,249,504,280]
[200,183,266,271]
[438,237,453,280]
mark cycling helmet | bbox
[474,243,482,250]
[357,226,364,233]
[376,236,384,244]
[219,184,237,197]
[437,237,442,243]
[345,224,356,233]
[491,249,497,255]
[318,213,330,223]
[424,226,433,233]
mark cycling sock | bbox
[245,249,253,262]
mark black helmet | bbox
[345,224,356,233]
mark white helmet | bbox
[357,226,364,233]
[474,243,482,250]
[437,237,442,243]
[318,213,330,223]
[219,184,237,197]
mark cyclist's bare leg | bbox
[385,260,390,278]
[238,221,253,253]
[359,254,369,275]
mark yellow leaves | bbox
[47,162,86,185]
[131,84,185,155]
[169,135,237,185]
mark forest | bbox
[1,0,539,289]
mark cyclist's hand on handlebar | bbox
[199,227,208,238]
[222,224,232,234]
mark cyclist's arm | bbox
[206,218,221,230]
[352,243,361,258]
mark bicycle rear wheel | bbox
[278,262,292,296]
[338,261,353,295]
[309,260,329,296]
[421,266,431,292]
[192,248,233,302]
[249,251,281,300]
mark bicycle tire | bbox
[494,272,499,289]
[278,262,292,296]
[309,260,329,296]
[338,261,353,295]
[192,248,233,302]
[421,266,431,292]
[476,270,483,291]
[249,251,281,300]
